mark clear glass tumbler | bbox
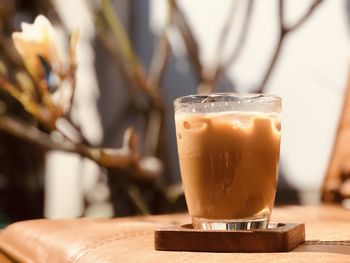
[174,93,281,230]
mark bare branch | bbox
[132,66,165,109]
[95,30,156,118]
[286,0,323,32]
[279,0,285,29]
[0,75,53,125]
[0,115,160,180]
[224,0,254,69]
[98,0,163,110]
[215,0,238,65]
[101,0,137,66]
[147,0,172,89]
[0,114,86,154]
[66,29,79,115]
[97,31,164,110]
[200,0,255,93]
[58,117,93,146]
[196,0,238,93]
[145,31,170,156]
[257,0,285,92]
[257,33,284,93]
[147,35,170,89]
[169,0,203,79]
[144,110,162,156]
[95,32,135,96]
[123,126,139,156]
[257,0,323,93]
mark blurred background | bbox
[0,0,349,226]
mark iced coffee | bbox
[174,94,281,230]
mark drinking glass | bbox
[174,93,281,230]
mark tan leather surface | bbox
[0,250,12,263]
[0,205,350,262]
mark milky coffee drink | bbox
[174,94,281,230]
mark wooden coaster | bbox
[154,222,305,252]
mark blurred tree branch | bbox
[0,74,52,125]
[144,4,172,157]
[170,0,322,94]
[0,114,159,180]
[197,0,238,93]
[99,0,164,110]
[224,0,254,72]
[93,0,172,157]
[66,30,79,115]
[199,0,255,93]
[148,36,170,89]
[89,0,173,214]
[168,0,203,80]
[257,0,323,92]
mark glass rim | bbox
[174,93,281,106]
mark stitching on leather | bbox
[68,230,149,263]
[68,238,350,262]
[304,240,350,246]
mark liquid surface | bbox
[175,111,281,220]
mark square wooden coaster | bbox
[154,222,305,252]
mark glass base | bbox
[192,217,269,230]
